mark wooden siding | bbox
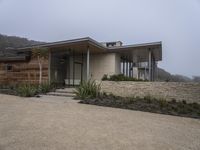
[0,58,49,85]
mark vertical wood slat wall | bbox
[0,58,49,85]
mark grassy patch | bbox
[0,83,54,97]
[79,94,200,119]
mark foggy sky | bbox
[0,0,200,77]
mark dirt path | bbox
[0,94,200,150]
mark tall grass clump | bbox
[38,83,52,93]
[16,84,38,97]
[75,80,101,99]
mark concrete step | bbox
[56,88,76,93]
[47,92,76,97]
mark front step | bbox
[56,88,76,93]
[47,92,76,97]
[47,88,76,97]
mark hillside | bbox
[0,34,43,50]
[0,33,198,82]
[156,68,192,82]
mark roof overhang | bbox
[0,56,29,62]
[18,37,107,54]
[108,42,162,62]
[16,37,162,62]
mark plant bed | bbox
[0,83,55,97]
[102,74,148,81]
[79,94,200,119]
[0,89,17,95]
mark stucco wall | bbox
[90,53,119,80]
[100,81,200,103]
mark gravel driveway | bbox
[0,94,200,150]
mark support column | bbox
[152,57,154,81]
[48,51,51,84]
[123,58,125,75]
[148,50,152,81]
[129,61,131,77]
[126,58,128,77]
[73,50,75,86]
[132,60,134,78]
[81,52,83,82]
[86,47,90,81]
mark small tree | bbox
[32,47,49,85]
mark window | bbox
[5,64,13,72]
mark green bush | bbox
[102,74,147,81]
[38,83,52,93]
[102,74,108,81]
[0,84,17,90]
[75,80,101,99]
[16,84,38,97]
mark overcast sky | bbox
[0,0,200,77]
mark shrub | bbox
[38,83,52,93]
[79,94,200,119]
[102,74,108,81]
[75,80,101,99]
[0,84,17,90]
[144,95,154,103]
[159,98,168,108]
[16,84,38,97]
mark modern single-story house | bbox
[0,37,162,85]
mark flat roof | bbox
[18,37,161,51]
[15,37,162,61]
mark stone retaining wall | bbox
[100,81,200,103]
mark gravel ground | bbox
[0,94,200,150]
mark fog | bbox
[0,0,200,77]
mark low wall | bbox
[101,81,200,103]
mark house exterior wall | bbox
[90,53,119,80]
[50,52,119,84]
[0,57,49,85]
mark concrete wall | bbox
[90,53,119,80]
[100,81,200,103]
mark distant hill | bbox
[0,34,44,50]
[156,68,192,82]
[0,33,198,82]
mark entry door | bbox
[74,62,82,85]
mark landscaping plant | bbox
[102,74,147,81]
[75,80,101,99]
[32,47,49,85]
[38,83,52,93]
[16,84,38,97]
[79,94,200,119]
